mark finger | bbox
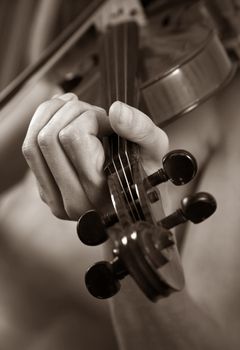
[33,101,107,219]
[23,150,69,219]
[59,109,112,209]
[28,92,78,131]
[23,94,78,219]
[109,101,169,170]
[109,101,169,156]
[37,108,107,219]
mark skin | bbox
[21,89,234,349]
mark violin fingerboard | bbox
[100,21,140,170]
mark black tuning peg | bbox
[145,149,197,188]
[77,210,118,246]
[160,192,217,230]
[85,257,128,299]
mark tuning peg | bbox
[85,257,128,299]
[77,210,118,246]
[160,192,217,230]
[145,150,197,189]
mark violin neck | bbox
[100,21,140,170]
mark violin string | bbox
[105,32,120,176]
[105,33,116,174]
[105,32,114,168]
[113,25,137,221]
[123,23,142,220]
[113,24,140,221]
[119,22,141,220]
[105,27,134,220]
[124,23,137,191]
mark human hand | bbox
[22,93,168,220]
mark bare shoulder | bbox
[182,73,240,348]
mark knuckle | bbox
[32,98,64,123]
[36,100,54,114]
[63,100,83,114]
[58,110,98,147]
[58,127,74,146]
[22,140,34,160]
[59,125,85,147]
[37,128,53,149]
[78,111,97,133]
[58,92,78,101]
[74,99,92,110]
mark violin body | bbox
[59,0,235,126]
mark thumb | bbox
[109,101,169,161]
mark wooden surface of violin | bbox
[58,0,235,125]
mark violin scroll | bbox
[83,190,217,300]
[77,146,217,301]
[77,149,198,246]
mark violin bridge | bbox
[95,0,146,31]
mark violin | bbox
[75,0,232,301]
[0,0,238,301]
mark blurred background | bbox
[0,0,36,90]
